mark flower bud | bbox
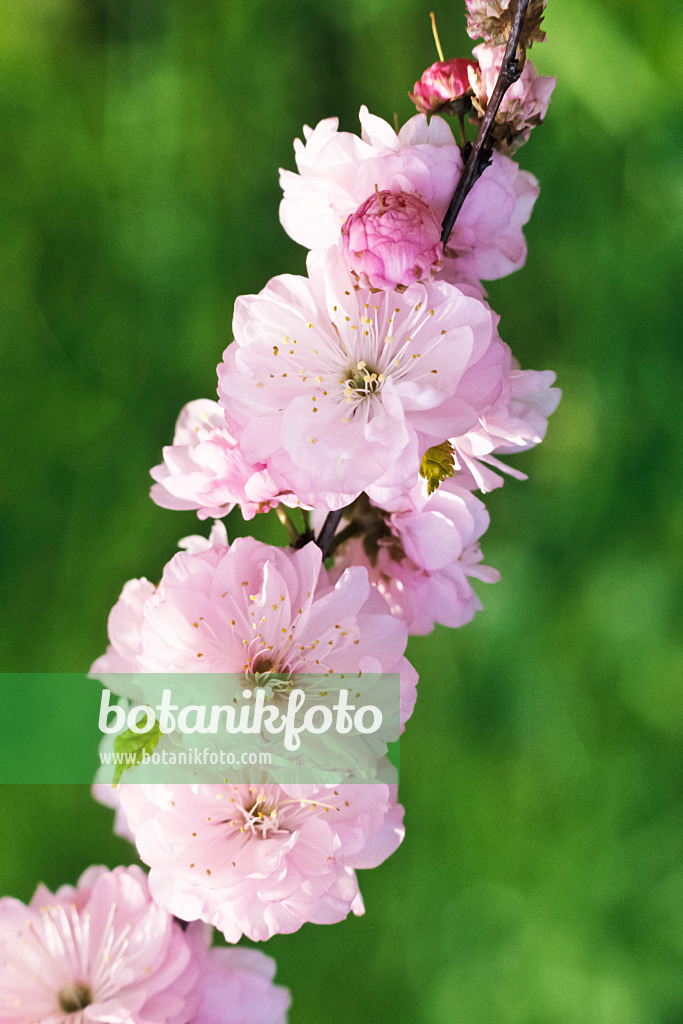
[410,58,478,115]
[340,189,443,290]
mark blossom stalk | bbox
[440,0,530,243]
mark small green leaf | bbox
[112,713,161,786]
[420,441,455,495]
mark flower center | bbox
[343,360,384,403]
[239,792,287,839]
[59,982,92,1013]
[244,654,294,698]
[221,787,344,849]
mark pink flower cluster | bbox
[0,866,289,1024]
[412,0,554,154]
[0,7,556,1017]
[87,41,557,952]
[88,92,556,959]
[0,6,561,1021]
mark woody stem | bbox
[315,510,344,559]
[440,0,530,244]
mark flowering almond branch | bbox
[440,0,531,244]
[0,4,560,1020]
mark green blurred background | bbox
[1,0,682,1020]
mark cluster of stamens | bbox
[214,787,342,843]
[243,655,294,699]
[342,360,385,402]
[237,792,288,839]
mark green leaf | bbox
[112,713,161,786]
[420,441,455,495]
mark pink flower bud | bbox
[410,58,478,114]
[340,189,443,290]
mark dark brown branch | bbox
[315,509,344,560]
[440,0,530,244]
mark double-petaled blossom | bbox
[91,521,418,732]
[279,106,539,284]
[410,57,478,114]
[468,44,556,153]
[0,865,290,1024]
[217,248,506,511]
[91,523,408,938]
[340,189,443,290]
[331,482,499,635]
[104,783,404,944]
[150,399,297,521]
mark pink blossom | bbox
[192,944,290,1024]
[217,248,505,510]
[0,865,201,1024]
[450,357,561,491]
[111,782,404,943]
[150,399,296,521]
[279,106,539,283]
[91,522,418,731]
[469,44,556,153]
[340,189,443,289]
[0,865,290,1024]
[332,482,499,635]
[410,58,478,114]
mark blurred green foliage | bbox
[1,0,682,1021]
